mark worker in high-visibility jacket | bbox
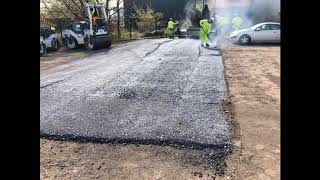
[167,18,175,38]
[199,18,212,47]
[90,2,98,26]
[217,16,229,37]
[232,14,243,31]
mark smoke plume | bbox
[182,0,280,47]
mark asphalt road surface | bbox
[40,39,231,150]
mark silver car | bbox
[229,22,280,45]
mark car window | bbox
[257,24,271,31]
[270,24,280,30]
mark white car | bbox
[229,22,280,45]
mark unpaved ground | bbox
[221,44,280,180]
[41,48,105,71]
[41,139,222,179]
[40,40,134,71]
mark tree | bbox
[41,0,87,21]
[105,0,110,19]
[116,0,121,38]
[133,5,163,33]
[41,0,128,39]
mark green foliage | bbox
[133,5,163,33]
[108,20,143,41]
[111,30,143,42]
[40,0,87,29]
[41,0,87,22]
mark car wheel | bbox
[40,43,47,56]
[238,34,251,45]
[67,37,78,49]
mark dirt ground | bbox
[40,48,110,71]
[40,40,134,71]
[40,139,224,179]
[221,44,280,180]
[40,43,280,180]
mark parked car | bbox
[175,27,187,38]
[229,22,280,45]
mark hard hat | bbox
[209,17,215,23]
[170,18,173,20]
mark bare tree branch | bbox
[69,0,85,15]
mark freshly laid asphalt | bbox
[40,38,230,150]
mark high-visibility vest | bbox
[167,21,174,29]
[232,16,243,26]
[91,7,95,15]
[200,19,211,34]
[219,17,229,25]
[90,0,96,15]
[91,6,99,17]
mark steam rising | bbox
[181,0,195,29]
[182,0,280,47]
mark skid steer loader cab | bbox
[62,21,89,49]
[40,36,47,56]
[40,26,60,51]
[83,2,111,50]
[61,3,111,50]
